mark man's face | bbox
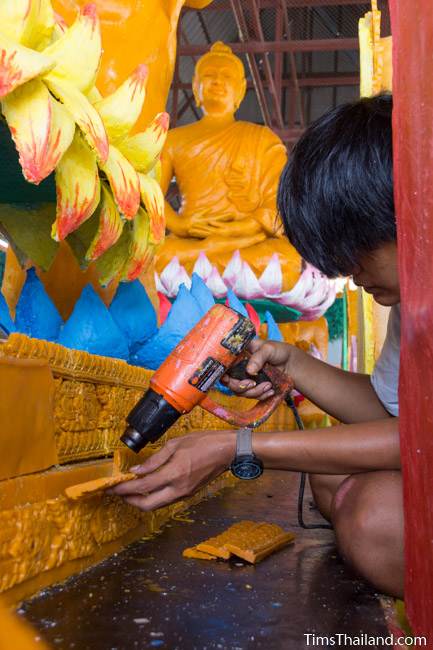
[197,60,241,115]
[351,241,400,306]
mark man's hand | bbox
[222,338,296,400]
[108,431,236,511]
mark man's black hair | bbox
[277,94,395,277]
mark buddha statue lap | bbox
[156,42,302,292]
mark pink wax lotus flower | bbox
[233,261,263,300]
[158,256,191,297]
[157,251,338,320]
[154,271,165,295]
[193,252,213,283]
[222,250,242,289]
[275,271,314,307]
[258,253,283,296]
[205,266,227,298]
[300,286,337,321]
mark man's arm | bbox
[253,418,399,474]
[224,340,390,424]
[286,347,390,423]
[110,417,399,511]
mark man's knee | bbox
[309,473,347,521]
[332,475,376,550]
[331,471,404,596]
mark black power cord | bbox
[285,394,333,530]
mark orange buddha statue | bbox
[157,42,302,291]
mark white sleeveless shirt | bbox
[370,304,400,416]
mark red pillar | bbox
[390,1,433,642]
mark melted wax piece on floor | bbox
[109,280,157,352]
[0,292,15,335]
[58,285,129,359]
[131,283,202,370]
[15,268,63,341]
[193,520,295,564]
[182,546,217,561]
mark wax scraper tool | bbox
[121,304,293,453]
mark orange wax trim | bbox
[65,472,136,500]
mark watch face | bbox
[231,456,263,480]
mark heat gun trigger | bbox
[227,358,273,388]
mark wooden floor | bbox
[19,471,389,649]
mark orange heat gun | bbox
[121,304,294,453]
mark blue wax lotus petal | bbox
[131,283,203,370]
[159,283,203,338]
[265,310,284,342]
[0,292,15,335]
[15,268,63,341]
[227,289,248,318]
[190,272,215,315]
[129,330,183,370]
[58,284,129,360]
[109,280,157,353]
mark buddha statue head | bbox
[193,42,247,117]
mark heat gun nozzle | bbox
[121,388,181,453]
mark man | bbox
[111,94,403,598]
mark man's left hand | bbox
[108,431,236,511]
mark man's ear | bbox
[185,0,213,8]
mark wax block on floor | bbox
[182,547,217,561]
[194,520,295,564]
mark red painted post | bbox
[389,1,433,643]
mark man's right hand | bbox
[221,338,296,401]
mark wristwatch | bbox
[230,427,264,480]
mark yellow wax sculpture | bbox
[52,0,213,131]
[3,0,213,317]
[157,42,302,291]
[359,0,392,98]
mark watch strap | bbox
[236,427,253,456]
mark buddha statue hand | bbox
[167,204,263,240]
[167,210,232,238]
